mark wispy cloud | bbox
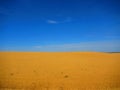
[47,20,58,24]
[46,17,72,24]
[33,40,120,52]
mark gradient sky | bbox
[0,0,120,52]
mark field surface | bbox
[0,52,120,90]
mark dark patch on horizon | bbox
[64,75,69,78]
[10,73,14,76]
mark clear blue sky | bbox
[0,0,120,52]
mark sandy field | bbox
[0,52,120,90]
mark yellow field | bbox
[0,52,120,90]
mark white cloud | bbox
[33,40,120,52]
[47,20,58,24]
[46,17,72,24]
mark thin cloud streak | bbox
[47,20,58,24]
[46,17,72,24]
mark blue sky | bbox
[0,0,120,52]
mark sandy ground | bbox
[0,52,120,90]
